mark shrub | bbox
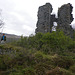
[70,65,75,73]
[46,67,74,75]
[52,56,74,69]
[22,67,35,75]
[35,63,53,75]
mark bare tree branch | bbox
[0,9,4,29]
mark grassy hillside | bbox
[0,31,75,75]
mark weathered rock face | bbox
[35,3,74,38]
[57,3,74,38]
[58,3,73,24]
[35,3,53,33]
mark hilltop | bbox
[0,31,75,75]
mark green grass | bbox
[0,31,75,75]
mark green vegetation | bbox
[0,31,75,75]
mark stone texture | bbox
[35,3,53,33]
[57,3,74,38]
[35,3,74,38]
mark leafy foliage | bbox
[15,31,75,54]
[0,31,75,75]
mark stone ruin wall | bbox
[57,3,74,38]
[35,3,74,38]
[35,3,53,33]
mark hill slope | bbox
[0,31,75,75]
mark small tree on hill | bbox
[0,9,4,30]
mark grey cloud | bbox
[0,0,75,36]
[3,10,36,36]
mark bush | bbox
[46,67,74,75]
[52,56,74,69]
[70,65,75,73]
[22,67,35,75]
[35,63,54,75]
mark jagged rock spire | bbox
[35,3,74,38]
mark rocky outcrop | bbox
[35,3,74,38]
[57,3,74,38]
[36,3,54,33]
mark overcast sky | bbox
[0,0,75,36]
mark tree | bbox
[0,9,4,29]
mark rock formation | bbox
[36,3,54,33]
[57,3,74,38]
[35,3,74,38]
